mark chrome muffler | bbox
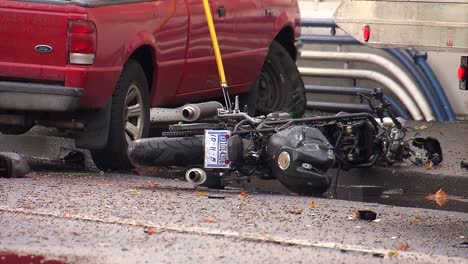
[150,101,223,123]
[181,102,223,122]
[185,168,208,185]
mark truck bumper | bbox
[0,81,83,112]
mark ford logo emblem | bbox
[34,45,53,53]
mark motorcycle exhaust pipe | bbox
[181,102,223,122]
[185,168,208,185]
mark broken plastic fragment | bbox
[354,210,377,221]
[144,227,157,235]
[0,152,30,178]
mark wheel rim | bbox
[255,60,286,114]
[124,84,144,144]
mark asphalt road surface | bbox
[1,172,467,263]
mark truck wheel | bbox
[91,60,150,171]
[247,41,306,117]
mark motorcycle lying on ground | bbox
[127,89,442,195]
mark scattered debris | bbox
[144,227,157,235]
[0,152,30,178]
[202,217,217,223]
[425,160,434,170]
[208,194,226,199]
[396,243,411,251]
[412,137,443,167]
[288,208,304,215]
[453,242,468,249]
[129,189,140,195]
[461,161,468,170]
[372,219,381,223]
[372,253,385,258]
[388,250,399,257]
[239,192,250,198]
[353,210,377,221]
[410,219,421,225]
[391,236,397,240]
[63,150,86,169]
[456,236,465,241]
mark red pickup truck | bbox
[0,0,305,170]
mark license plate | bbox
[204,130,230,169]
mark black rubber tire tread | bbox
[162,130,204,138]
[128,136,204,167]
[91,60,150,171]
[247,41,306,118]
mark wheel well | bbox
[274,27,296,61]
[129,46,155,94]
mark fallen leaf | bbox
[425,188,449,206]
[434,198,448,206]
[195,191,209,196]
[289,208,304,214]
[310,200,319,208]
[410,219,421,225]
[396,243,410,251]
[144,227,157,235]
[202,217,217,223]
[388,250,399,257]
[425,161,434,170]
[239,192,250,198]
[434,188,448,198]
[129,189,140,195]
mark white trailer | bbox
[333,0,468,90]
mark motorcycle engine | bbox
[266,125,335,194]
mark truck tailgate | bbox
[0,3,69,71]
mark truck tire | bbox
[128,136,204,167]
[247,41,306,118]
[91,60,150,171]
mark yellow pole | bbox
[202,0,227,85]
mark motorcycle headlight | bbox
[277,151,291,170]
